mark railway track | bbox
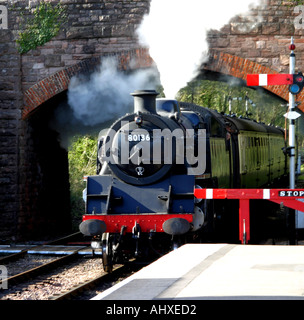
[0,232,83,261]
[49,260,144,300]
[0,233,88,299]
[0,255,147,300]
[0,230,296,300]
[0,233,150,300]
[2,249,82,288]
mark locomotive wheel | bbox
[102,233,113,273]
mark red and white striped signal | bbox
[247,74,293,86]
[247,72,304,95]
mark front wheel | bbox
[102,232,113,273]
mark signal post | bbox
[247,37,302,190]
[289,38,298,189]
[238,37,304,243]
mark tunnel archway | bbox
[20,91,72,238]
[20,49,156,239]
[203,51,304,111]
[22,49,153,119]
[22,50,304,120]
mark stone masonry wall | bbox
[208,0,304,74]
[0,2,22,239]
[19,0,151,91]
[1,0,151,239]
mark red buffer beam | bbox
[247,74,293,86]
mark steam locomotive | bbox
[79,90,287,272]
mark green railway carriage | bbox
[179,103,288,189]
[227,117,286,188]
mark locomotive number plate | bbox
[127,134,151,142]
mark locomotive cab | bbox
[156,98,181,117]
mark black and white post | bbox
[246,38,302,189]
[289,37,296,189]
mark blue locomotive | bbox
[79,90,287,271]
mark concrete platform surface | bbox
[92,243,304,300]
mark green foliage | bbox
[68,135,97,228]
[291,0,304,5]
[283,0,304,6]
[176,79,287,128]
[16,1,67,54]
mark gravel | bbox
[3,255,58,277]
[0,255,107,300]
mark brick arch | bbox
[22,48,154,119]
[205,50,304,112]
[23,49,304,119]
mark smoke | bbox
[50,58,160,148]
[51,0,263,148]
[136,0,261,98]
[67,58,160,126]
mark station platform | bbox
[92,243,304,300]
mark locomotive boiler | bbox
[79,90,287,272]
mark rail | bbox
[49,259,146,300]
[1,249,82,288]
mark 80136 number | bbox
[128,134,150,142]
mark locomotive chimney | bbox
[131,90,159,114]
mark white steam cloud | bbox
[50,58,160,149]
[67,58,160,126]
[55,0,262,148]
[137,0,261,98]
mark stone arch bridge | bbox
[1,0,304,239]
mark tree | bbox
[68,135,97,229]
[16,1,67,54]
[176,79,286,128]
